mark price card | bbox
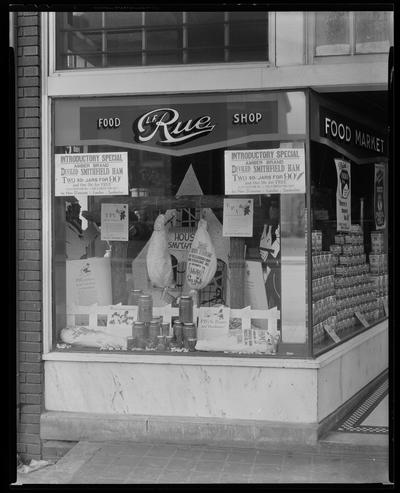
[323,324,341,343]
[354,311,370,328]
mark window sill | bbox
[42,349,320,368]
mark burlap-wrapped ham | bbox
[186,218,217,290]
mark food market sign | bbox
[310,92,387,163]
[55,152,128,196]
[321,107,385,155]
[224,148,305,195]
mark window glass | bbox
[315,11,350,55]
[310,142,388,354]
[355,11,392,53]
[105,11,142,27]
[55,11,269,69]
[52,91,308,357]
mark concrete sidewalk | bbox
[13,440,391,485]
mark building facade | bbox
[11,10,392,462]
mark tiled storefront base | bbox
[41,412,319,448]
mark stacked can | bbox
[179,295,193,323]
[183,322,197,351]
[149,319,160,347]
[133,321,147,349]
[173,321,183,348]
[138,294,153,323]
[127,289,143,306]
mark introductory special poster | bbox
[55,152,128,196]
[224,148,305,195]
[335,158,351,232]
[101,203,129,241]
[374,163,386,230]
[222,198,253,237]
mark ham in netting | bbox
[146,214,174,288]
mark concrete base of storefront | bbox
[41,320,388,450]
[40,411,319,449]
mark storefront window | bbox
[55,11,269,69]
[52,91,308,357]
[314,11,392,57]
[310,94,388,354]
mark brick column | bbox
[16,11,43,463]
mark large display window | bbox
[50,90,388,359]
[51,90,308,357]
[309,92,388,355]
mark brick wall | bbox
[16,11,43,463]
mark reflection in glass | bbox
[355,11,392,53]
[315,11,350,55]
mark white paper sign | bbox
[222,198,253,237]
[197,306,230,339]
[107,306,137,330]
[66,258,112,308]
[55,152,128,196]
[224,148,305,195]
[335,158,351,232]
[101,204,129,241]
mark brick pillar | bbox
[16,11,43,463]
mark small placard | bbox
[101,203,129,241]
[354,311,370,328]
[323,324,341,343]
[222,198,253,237]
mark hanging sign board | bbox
[224,148,305,195]
[335,158,351,232]
[101,204,129,241]
[374,163,386,230]
[55,152,128,196]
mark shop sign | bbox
[335,158,351,232]
[320,107,386,158]
[224,148,305,195]
[80,101,279,155]
[54,152,129,196]
[374,163,386,230]
[133,108,215,145]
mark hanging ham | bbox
[186,218,217,290]
[146,214,174,288]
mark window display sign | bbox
[101,204,129,241]
[66,258,112,308]
[55,152,128,196]
[224,148,305,195]
[335,158,351,232]
[197,306,230,341]
[222,198,253,237]
[374,163,386,230]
